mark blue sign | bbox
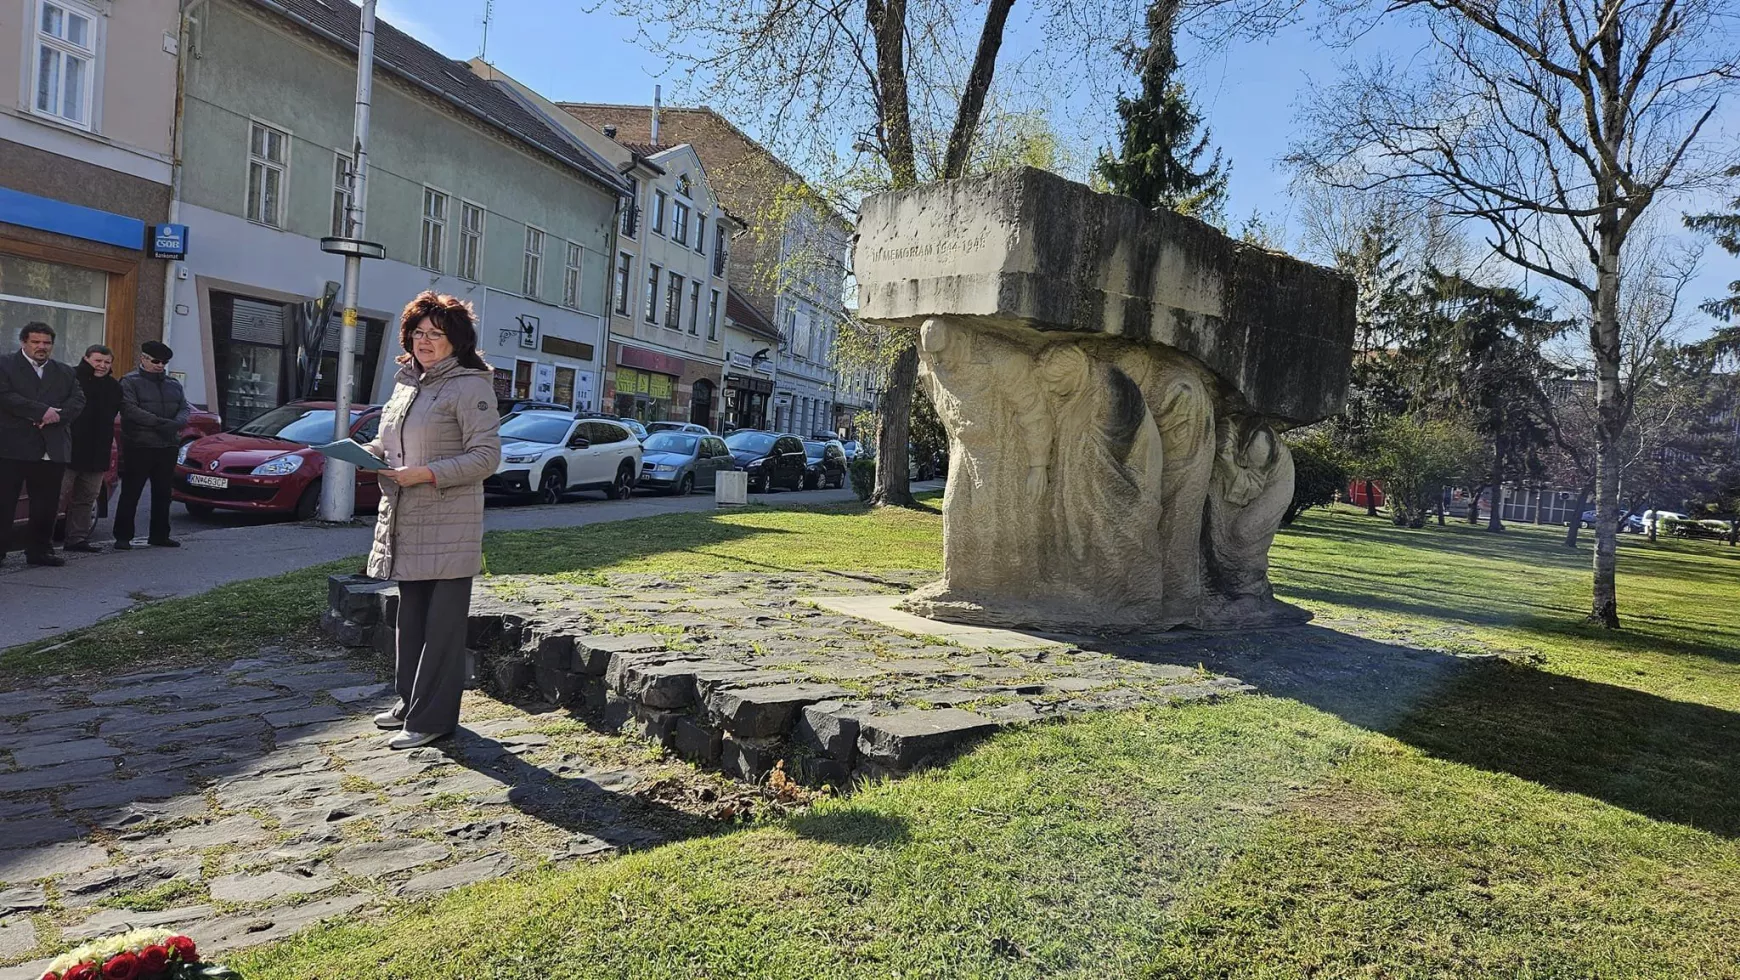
[151,224,188,259]
[0,187,146,250]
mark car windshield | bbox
[499,414,572,445]
[235,406,359,444]
[726,431,776,453]
[803,441,827,457]
[644,433,699,454]
[647,422,685,432]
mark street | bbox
[1,481,927,644]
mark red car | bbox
[174,401,383,521]
[9,407,222,534]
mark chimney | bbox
[603,125,617,139]
[651,85,661,144]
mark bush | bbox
[1284,431,1348,526]
[849,457,876,502]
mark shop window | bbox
[0,252,106,366]
[514,359,533,399]
[554,365,576,408]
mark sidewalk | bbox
[2,484,885,644]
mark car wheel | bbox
[675,473,694,496]
[537,465,565,505]
[184,502,216,518]
[294,481,322,521]
[605,462,634,500]
[750,473,766,493]
[830,472,845,490]
[803,472,819,491]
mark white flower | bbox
[46,927,176,974]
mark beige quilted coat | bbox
[366,356,501,582]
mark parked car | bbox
[646,421,712,436]
[495,399,572,418]
[11,406,222,534]
[638,432,735,495]
[174,402,380,520]
[618,417,649,443]
[908,444,939,482]
[1579,509,1647,533]
[724,430,807,492]
[802,439,848,490]
[485,413,641,503]
[841,440,864,460]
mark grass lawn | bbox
[12,499,1740,977]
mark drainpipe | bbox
[159,0,199,362]
[651,85,660,144]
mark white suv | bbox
[486,413,642,504]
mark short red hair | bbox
[398,291,489,370]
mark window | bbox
[513,359,534,399]
[695,216,707,255]
[0,253,106,368]
[32,1,95,128]
[330,153,353,237]
[563,242,583,309]
[652,190,667,235]
[665,272,684,329]
[614,252,633,315]
[688,281,701,334]
[420,187,448,272]
[707,289,720,341]
[714,224,728,277]
[522,226,544,298]
[621,180,639,238]
[457,202,484,281]
[644,264,661,322]
[672,202,690,245]
[246,121,289,227]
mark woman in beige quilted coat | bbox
[365,291,501,749]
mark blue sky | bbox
[377,0,1734,335]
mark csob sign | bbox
[150,223,188,259]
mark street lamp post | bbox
[318,0,385,522]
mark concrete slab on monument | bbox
[804,595,1072,651]
[854,167,1355,423]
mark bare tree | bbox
[1291,0,1740,627]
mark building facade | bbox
[722,285,778,431]
[560,104,851,438]
[169,0,627,425]
[1,0,179,375]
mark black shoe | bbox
[64,541,103,553]
[148,538,182,548]
[112,539,134,550]
[26,553,66,567]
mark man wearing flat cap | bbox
[115,340,188,549]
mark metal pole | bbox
[321,0,377,522]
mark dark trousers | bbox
[394,577,474,735]
[0,458,66,559]
[114,444,177,544]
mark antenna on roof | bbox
[479,0,494,60]
[652,85,661,144]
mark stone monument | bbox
[854,168,1356,633]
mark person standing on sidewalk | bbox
[0,323,85,567]
[365,292,500,750]
[114,341,188,550]
[62,345,123,553]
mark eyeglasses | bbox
[141,355,166,365]
[410,330,448,342]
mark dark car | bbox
[638,432,735,495]
[724,430,806,492]
[802,439,848,490]
[173,401,382,520]
[646,421,712,436]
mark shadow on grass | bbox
[1095,624,1740,838]
[484,516,780,577]
[788,809,911,847]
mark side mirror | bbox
[569,437,590,449]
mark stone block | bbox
[720,735,784,781]
[599,691,633,732]
[794,755,852,789]
[380,589,399,629]
[705,683,849,738]
[466,614,506,649]
[618,660,702,709]
[328,574,392,625]
[856,708,1000,770]
[534,661,583,707]
[493,657,534,694]
[796,701,862,763]
[371,623,397,660]
[320,609,371,649]
[534,633,576,674]
[671,717,720,764]
[628,707,682,747]
[576,633,671,675]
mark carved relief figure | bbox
[915,319,1052,599]
[1202,416,1307,627]
[1034,343,1168,618]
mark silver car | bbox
[638,432,736,495]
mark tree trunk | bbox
[1486,438,1505,532]
[870,343,918,507]
[1589,220,1623,628]
[1467,485,1483,524]
[1436,490,1446,526]
[941,0,1017,179]
[1364,479,1378,517]
[865,0,917,188]
[1564,486,1590,548]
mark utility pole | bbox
[319,0,385,522]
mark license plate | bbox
[188,474,228,489]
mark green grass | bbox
[16,499,1740,977]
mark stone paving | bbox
[4,568,1473,977]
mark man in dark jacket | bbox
[62,344,123,552]
[115,340,188,549]
[0,322,85,566]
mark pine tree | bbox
[1686,168,1740,362]
[1094,0,1227,220]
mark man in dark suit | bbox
[0,323,86,567]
